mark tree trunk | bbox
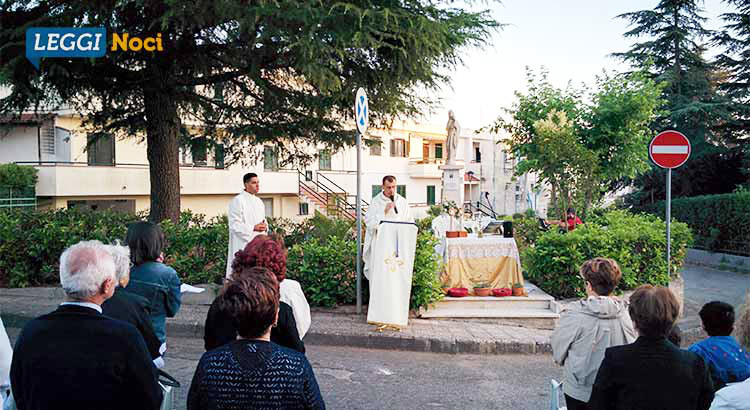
[144,87,181,223]
[673,6,681,97]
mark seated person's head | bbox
[567,208,576,218]
[580,257,621,297]
[104,242,131,287]
[699,301,735,337]
[60,240,117,303]
[232,234,287,282]
[219,266,279,339]
[628,285,681,338]
[125,221,165,266]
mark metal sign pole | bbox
[356,131,363,314]
[666,168,671,276]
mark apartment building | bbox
[0,112,549,220]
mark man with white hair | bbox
[10,240,162,410]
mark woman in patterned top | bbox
[187,265,325,410]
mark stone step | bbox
[420,307,560,319]
[431,295,554,311]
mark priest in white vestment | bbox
[364,175,416,330]
[226,173,267,278]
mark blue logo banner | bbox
[26,27,107,69]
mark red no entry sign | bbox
[649,130,691,169]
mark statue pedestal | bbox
[439,164,464,206]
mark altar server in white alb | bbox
[226,173,267,278]
[364,175,417,330]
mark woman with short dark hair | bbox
[551,258,636,410]
[204,235,305,352]
[187,268,325,410]
[588,285,715,410]
[123,221,181,349]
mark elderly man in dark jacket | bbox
[10,240,162,410]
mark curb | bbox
[2,310,550,355]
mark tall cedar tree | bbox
[0,1,498,222]
[714,0,750,182]
[614,0,746,205]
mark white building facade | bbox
[0,113,549,220]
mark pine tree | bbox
[614,0,745,205]
[0,1,498,222]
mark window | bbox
[390,138,407,157]
[299,202,309,216]
[397,185,406,198]
[473,142,481,162]
[214,143,225,169]
[191,137,208,166]
[319,149,332,170]
[86,133,115,166]
[264,146,278,171]
[369,140,381,156]
[427,185,436,205]
[262,198,274,216]
[372,185,382,199]
[305,170,313,181]
[435,143,443,160]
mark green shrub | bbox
[0,163,38,189]
[160,211,228,285]
[523,210,692,299]
[286,236,358,308]
[642,191,750,255]
[410,229,444,310]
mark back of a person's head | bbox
[628,285,680,338]
[103,241,130,285]
[60,240,116,299]
[219,267,279,339]
[580,257,622,296]
[125,221,164,265]
[699,301,735,337]
[232,234,287,282]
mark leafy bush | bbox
[160,211,228,285]
[0,163,38,189]
[523,210,692,299]
[410,229,444,310]
[641,191,750,255]
[0,208,229,287]
[286,236,358,308]
[269,211,353,248]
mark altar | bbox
[440,236,524,293]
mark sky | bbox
[427,0,732,130]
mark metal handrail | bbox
[316,172,370,208]
[298,170,366,220]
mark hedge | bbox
[523,210,692,299]
[642,190,750,256]
[0,208,443,310]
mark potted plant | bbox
[492,288,512,297]
[443,201,463,238]
[512,282,525,296]
[473,281,492,297]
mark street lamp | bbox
[467,170,475,216]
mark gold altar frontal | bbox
[440,236,524,293]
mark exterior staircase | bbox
[419,281,561,330]
[298,170,368,221]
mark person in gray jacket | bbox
[551,257,636,410]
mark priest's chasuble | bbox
[226,191,266,278]
[364,192,416,328]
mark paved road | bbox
[5,327,562,410]
[4,264,746,409]
[164,337,563,410]
[679,264,750,336]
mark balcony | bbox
[19,162,300,197]
[408,158,444,179]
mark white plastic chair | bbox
[549,379,567,410]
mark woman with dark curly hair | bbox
[204,235,305,352]
[188,268,325,410]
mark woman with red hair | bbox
[204,235,305,352]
